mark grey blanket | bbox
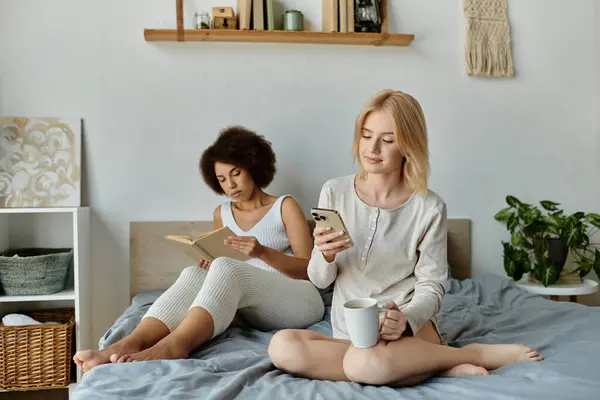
[73,274,600,399]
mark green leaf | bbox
[569,212,585,221]
[504,259,524,281]
[517,249,532,273]
[507,215,519,232]
[585,213,600,229]
[506,196,521,208]
[521,238,534,250]
[511,232,533,249]
[593,250,600,280]
[565,224,584,248]
[502,242,530,280]
[511,232,522,246]
[543,215,561,228]
[520,208,536,224]
[542,215,561,236]
[494,207,513,222]
[540,200,560,212]
[533,261,561,287]
[577,259,593,278]
[518,203,531,213]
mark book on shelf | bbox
[340,0,348,32]
[322,0,338,32]
[253,0,265,30]
[237,0,252,30]
[265,0,275,30]
[347,0,355,32]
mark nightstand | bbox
[516,278,599,303]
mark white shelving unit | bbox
[0,207,91,395]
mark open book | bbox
[165,226,251,262]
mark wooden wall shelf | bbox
[145,0,413,48]
[144,29,414,46]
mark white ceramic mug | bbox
[343,298,386,348]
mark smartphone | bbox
[310,207,353,247]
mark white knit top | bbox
[307,175,448,339]
[221,195,294,274]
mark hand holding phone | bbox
[310,208,353,262]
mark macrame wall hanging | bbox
[463,0,515,77]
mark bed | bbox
[73,219,600,399]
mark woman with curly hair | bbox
[74,126,324,370]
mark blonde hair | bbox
[352,89,429,196]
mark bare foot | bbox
[116,337,190,363]
[74,341,142,371]
[465,343,543,370]
[440,363,489,377]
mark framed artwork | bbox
[0,117,82,207]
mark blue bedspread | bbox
[73,274,600,399]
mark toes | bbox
[526,350,541,359]
[81,361,92,372]
[74,350,90,361]
[109,353,120,363]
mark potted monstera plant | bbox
[494,196,600,287]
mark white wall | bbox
[596,1,600,216]
[1,0,598,342]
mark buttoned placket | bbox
[361,208,380,268]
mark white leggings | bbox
[143,257,325,338]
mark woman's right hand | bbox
[197,259,211,270]
[313,226,351,263]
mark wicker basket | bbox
[0,248,72,296]
[0,309,74,391]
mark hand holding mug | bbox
[313,226,352,262]
[379,301,408,341]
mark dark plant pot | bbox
[533,238,568,269]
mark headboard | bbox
[129,219,471,299]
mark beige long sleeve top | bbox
[308,175,448,339]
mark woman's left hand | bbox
[379,301,408,341]
[224,236,266,258]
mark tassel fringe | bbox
[463,0,515,78]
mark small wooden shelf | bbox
[144,29,414,46]
[145,0,413,48]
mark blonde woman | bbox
[268,90,542,386]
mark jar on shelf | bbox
[283,10,304,31]
[193,12,210,29]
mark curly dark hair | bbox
[199,126,277,194]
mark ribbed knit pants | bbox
[142,257,325,338]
